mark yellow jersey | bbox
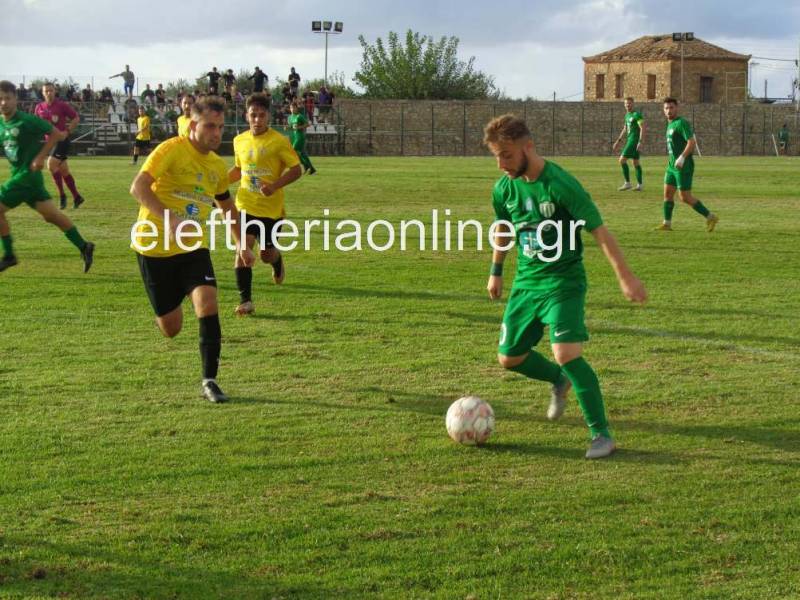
[233,128,300,219]
[131,136,229,257]
[136,115,151,141]
[177,114,192,138]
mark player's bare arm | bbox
[590,225,647,304]
[259,165,301,197]
[487,221,510,300]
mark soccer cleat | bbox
[547,377,571,421]
[80,241,95,273]
[73,195,85,209]
[271,256,285,284]
[234,301,255,316]
[633,184,643,192]
[655,223,672,231]
[307,167,317,175]
[201,380,229,403]
[0,255,19,273]
[59,194,67,210]
[706,214,719,232]
[618,182,632,191]
[585,434,616,459]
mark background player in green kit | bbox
[288,102,316,175]
[658,98,719,232]
[612,97,645,191]
[484,114,647,459]
[0,81,94,273]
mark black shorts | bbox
[134,139,150,150]
[52,138,71,161]
[137,249,217,317]
[242,214,282,249]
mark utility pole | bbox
[681,40,684,102]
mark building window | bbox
[700,76,713,103]
[596,74,605,99]
[615,73,624,98]
[647,74,657,100]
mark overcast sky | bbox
[2,0,798,100]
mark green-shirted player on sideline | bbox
[0,80,94,274]
[288,102,316,175]
[484,114,647,459]
[612,96,645,191]
[657,97,719,232]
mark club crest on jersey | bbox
[10,128,19,137]
[52,115,59,123]
[539,202,556,218]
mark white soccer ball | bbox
[446,396,495,445]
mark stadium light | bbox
[311,20,344,87]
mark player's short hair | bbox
[625,96,634,102]
[0,80,16,94]
[42,81,55,90]
[191,96,225,119]
[663,97,678,105]
[246,93,270,112]
[483,114,531,145]
[182,94,195,103]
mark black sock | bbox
[235,267,253,303]
[132,153,138,164]
[199,314,221,380]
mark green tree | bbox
[354,30,496,100]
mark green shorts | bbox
[664,162,694,190]
[621,141,640,159]
[498,287,589,356]
[0,171,51,209]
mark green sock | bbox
[64,227,87,251]
[621,163,630,182]
[1,234,12,258]
[561,357,610,438]
[663,201,674,222]
[635,165,642,184]
[692,201,710,217]
[508,351,562,384]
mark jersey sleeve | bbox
[680,119,694,140]
[214,161,229,196]
[279,137,301,169]
[63,103,78,120]
[491,183,512,222]
[551,173,603,231]
[141,140,177,180]
[635,112,644,124]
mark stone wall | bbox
[336,99,800,156]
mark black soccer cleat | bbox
[81,242,95,273]
[201,380,228,403]
[73,195,85,209]
[307,167,317,175]
[0,255,18,273]
[59,194,67,210]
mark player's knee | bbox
[159,321,181,338]
[618,157,626,165]
[497,353,524,369]
[552,345,581,365]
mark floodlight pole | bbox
[313,21,342,88]
[680,40,684,102]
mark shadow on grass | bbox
[286,282,472,303]
[0,536,333,599]
[483,442,685,465]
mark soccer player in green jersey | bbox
[288,102,316,175]
[0,81,94,273]
[778,123,789,156]
[612,97,645,191]
[484,114,647,459]
[657,98,719,232]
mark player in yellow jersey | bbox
[130,96,254,403]
[228,93,301,316]
[131,105,151,165]
[176,94,194,138]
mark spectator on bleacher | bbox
[141,84,156,106]
[249,66,268,93]
[223,69,236,94]
[206,67,221,94]
[82,84,93,103]
[231,85,244,104]
[16,83,28,101]
[302,90,315,124]
[111,64,135,99]
[100,87,114,105]
[281,83,292,104]
[318,86,333,122]
[155,84,166,107]
[288,67,300,98]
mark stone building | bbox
[583,35,750,104]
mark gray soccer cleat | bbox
[585,434,616,459]
[618,182,632,191]
[547,377,571,421]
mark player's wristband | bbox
[490,262,503,277]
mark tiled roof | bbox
[584,35,751,62]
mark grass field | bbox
[1,154,799,599]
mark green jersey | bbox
[778,128,789,143]
[492,160,603,293]
[287,113,308,144]
[666,117,694,167]
[0,110,53,176]
[625,111,644,144]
